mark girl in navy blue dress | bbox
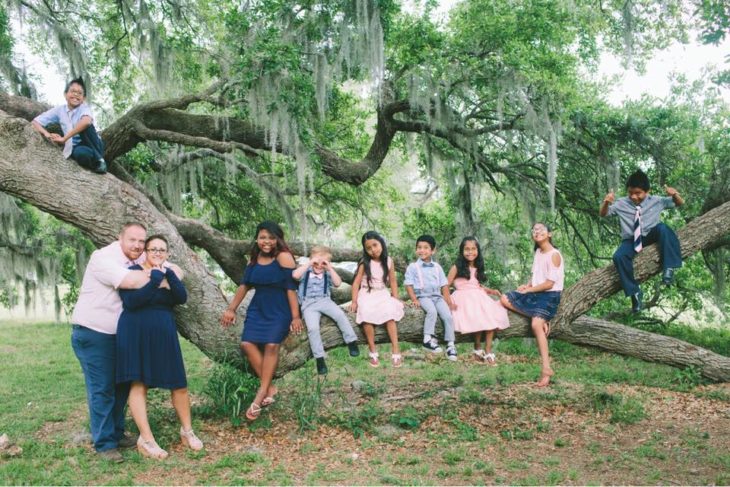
[116,235,203,459]
[220,221,303,421]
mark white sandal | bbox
[484,352,497,366]
[368,351,380,368]
[137,437,168,460]
[392,353,403,368]
[472,349,487,363]
[180,427,204,451]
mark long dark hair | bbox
[248,221,291,265]
[532,222,555,251]
[359,231,389,290]
[455,236,486,282]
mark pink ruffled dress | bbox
[451,267,510,333]
[355,258,404,325]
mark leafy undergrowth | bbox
[1,322,729,485]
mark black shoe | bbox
[661,268,675,286]
[94,158,107,174]
[316,357,328,375]
[97,448,124,463]
[347,341,360,357]
[117,433,138,449]
[631,290,643,313]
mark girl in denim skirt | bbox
[501,223,564,387]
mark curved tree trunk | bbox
[1,108,729,381]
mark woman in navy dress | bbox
[116,235,203,459]
[221,221,303,421]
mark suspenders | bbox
[302,270,329,299]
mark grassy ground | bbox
[1,320,729,485]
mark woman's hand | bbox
[220,309,236,328]
[517,284,529,293]
[349,301,358,313]
[290,317,303,334]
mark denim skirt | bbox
[505,290,561,320]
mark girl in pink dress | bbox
[350,231,404,368]
[447,237,509,365]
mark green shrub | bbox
[589,389,646,425]
[203,361,259,425]
[290,372,324,432]
[328,400,382,438]
[389,405,422,430]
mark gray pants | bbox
[302,297,358,358]
[420,295,455,342]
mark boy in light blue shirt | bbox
[31,77,107,174]
[404,235,457,361]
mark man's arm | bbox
[118,270,151,289]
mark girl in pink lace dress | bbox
[447,237,509,365]
[350,231,404,368]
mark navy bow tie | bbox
[422,262,435,267]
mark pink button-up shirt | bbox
[70,241,141,334]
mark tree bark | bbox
[1,108,729,381]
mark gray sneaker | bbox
[97,448,124,463]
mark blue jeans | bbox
[612,223,682,296]
[71,124,105,170]
[71,325,130,452]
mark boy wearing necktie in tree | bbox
[600,169,684,313]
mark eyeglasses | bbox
[531,227,548,235]
[67,89,84,96]
[146,248,168,254]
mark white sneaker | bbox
[422,338,443,353]
[446,345,458,362]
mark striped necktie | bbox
[633,205,643,253]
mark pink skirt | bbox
[451,289,510,333]
[356,288,404,325]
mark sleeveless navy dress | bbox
[241,260,297,344]
[116,266,188,389]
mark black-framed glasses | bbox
[146,248,168,254]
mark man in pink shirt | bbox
[71,222,150,462]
